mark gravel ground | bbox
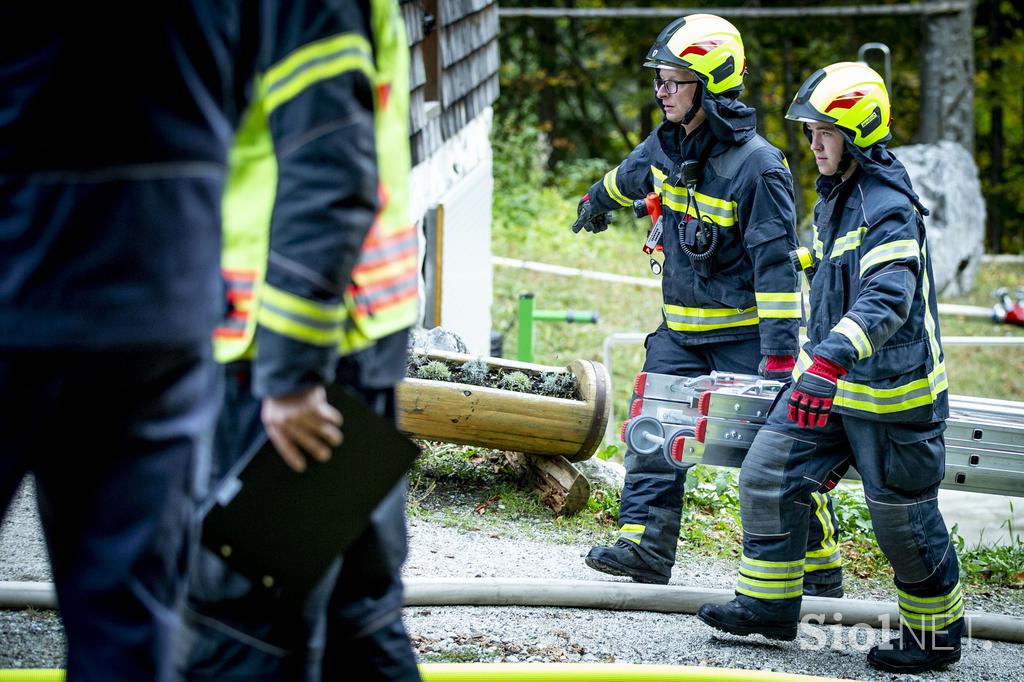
[4,475,1024,680]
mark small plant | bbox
[459,358,490,386]
[538,371,577,399]
[499,370,532,392]
[416,360,452,381]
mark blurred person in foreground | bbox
[178,0,422,679]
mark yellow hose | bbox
[0,663,849,682]
[419,663,847,681]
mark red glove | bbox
[787,355,846,428]
[759,355,795,381]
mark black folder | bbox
[200,383,420,606]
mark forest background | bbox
[496,0,1023,252]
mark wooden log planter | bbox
[396,349,612,515]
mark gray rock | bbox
[894,141,985,298]
[410,326,469,354]
[576,457,625,491]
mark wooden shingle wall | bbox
[402,0,499,165]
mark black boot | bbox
[697,599,798,641]
[867,620,963,674]
[803,581,843,599]
[584,540,670,585]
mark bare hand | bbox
[261,385,343,472]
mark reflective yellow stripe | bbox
[860,238,920,276]
[756,292,802,319]
[663,304,759,332]
[898,583,963,611]
[736,576,804,600]
[739,553,804,573]
[812,225,824,260]
[262,33,376,114]
[828,226,867,259]
[921,243,946,407]
[261,284,343,323]
[804,493,841,572]
[899,583,964,632]
[258,306,341,346]
[618,523,644,545]
[258,284,344,347]
[901,610,963,631]
[651,166,666,195]
[602,166,632,207]
[833,316,873,360]
[833,362,948,414]
[660,183,737,228]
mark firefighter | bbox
[0,5,270,679]
[573,14,842,596]
[179,1,421,679]
[697,62,964,674]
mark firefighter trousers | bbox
[617,326,842,585]
[735,387,963,634]
[178,361,421,681]
[0,346,216,682]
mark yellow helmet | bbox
[786,61,891,148]
[643,14,745,95]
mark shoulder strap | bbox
[707,135,769,181]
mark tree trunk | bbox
[781,35,806,223]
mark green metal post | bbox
[517,293,535,362]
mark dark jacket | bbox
[586,96,801,356]
[0,4,265,349]
[795,149,948,423]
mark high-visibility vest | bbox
[213,0,418,363]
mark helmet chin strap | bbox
[833,145,854,179]
[681,79,704,125]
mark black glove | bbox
[572,193,610,234]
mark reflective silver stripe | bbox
[900,606,963,631]
[833,316,873,360]
[898,584,963,613]
[860,238,920,275]
[755,292,802,319]
[618,523,644,545]
[792,348,813,381]
[828,226,867,259]
[739,554,804,579]
[812,224,824,260]
[359,232,418,262]
[737,576,804,599]
[355,272,419,307]
[264,43,372,98]
[835,380,934,408]
[804,551,841,570]
[663,305,758,332]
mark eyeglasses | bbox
[653,78,700,94]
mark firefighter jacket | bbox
[793,151,948,423]
[586,96,801,356]
[213,0,419,398]
[0,4,256,348]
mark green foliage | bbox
[416,360,452,382]
[498,370,532,392]
[952,501,1024,588]
[498,0,1024,251]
